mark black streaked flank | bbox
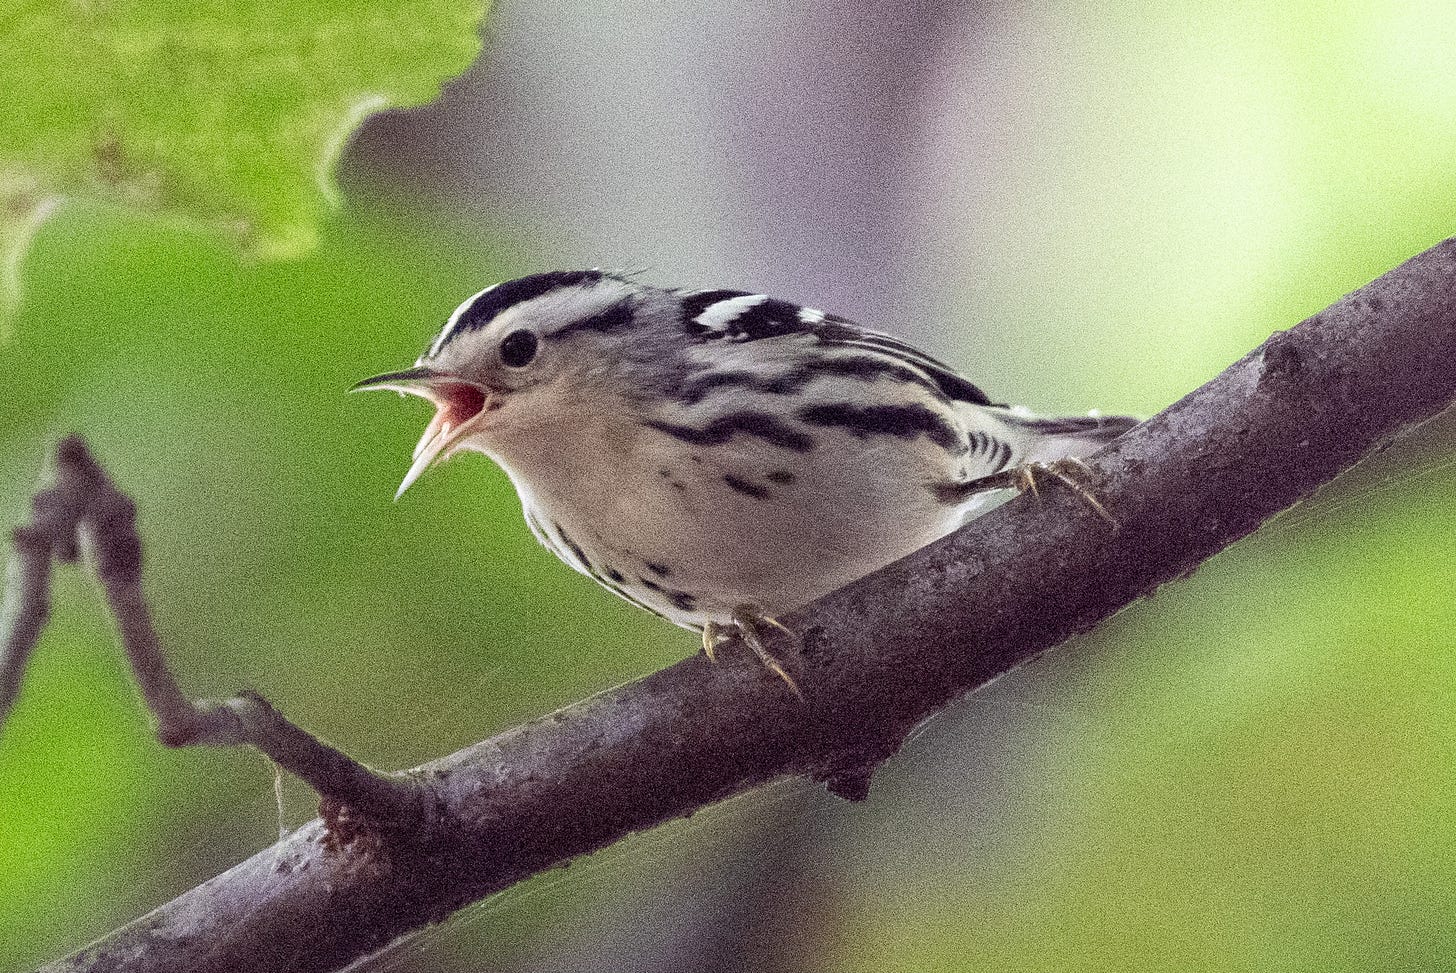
[553,521,593,572]
[524,506,545,539]
[797,402,962,451]
[596,576,667,620]
[765,470,795,484]
[646,412,815,452]
[526,507,568,562]
[637,575,698,612]
[645,561,673,578]
[444,271,604,348]
[722,474,770,499]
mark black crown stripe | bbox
[441,270,605,349]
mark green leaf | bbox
[0,0,488,324]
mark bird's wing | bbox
[674,289,998,407]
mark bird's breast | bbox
[498,415,969,626]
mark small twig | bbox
[0,436,425,824]
[18,237,1456,973]
[0,437,91,720]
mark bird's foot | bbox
[959,457,1115,525]
[702,606,804,700]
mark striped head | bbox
[353,270,692,496]
[354,268,996,499]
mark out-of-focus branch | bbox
[0,438,426,824]
[0,447,80,716]
[21,238,1456,973]
[492,790,838,973]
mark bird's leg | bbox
[958,457,1115,525]
[700,606,804,699]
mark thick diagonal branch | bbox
[31,238,1456,973]
[0,437,425,823]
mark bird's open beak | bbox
[351,366,499,499]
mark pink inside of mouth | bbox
[438,382,488,426]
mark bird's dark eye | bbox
[499,329,540,368]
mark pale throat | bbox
[472,383,655,516]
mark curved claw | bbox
[957,458,1115,526]
[1032,459,1115,525]
[699,607,804,700]
[701,622,724,663]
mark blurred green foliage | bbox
[951,0,1456,418]
[3,1,1456,971]
[0,206,683,969]
[840,462,1456,972]
[0,0,488,318]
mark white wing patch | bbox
[694,294,768,334]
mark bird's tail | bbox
[937,409,1140,518]
[999,411,1142,464]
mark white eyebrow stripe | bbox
[694,294,768,332]
[428,284,497,358]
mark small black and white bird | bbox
[355,271,1137,692]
